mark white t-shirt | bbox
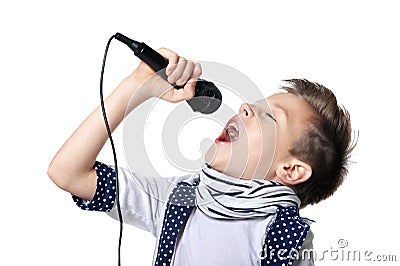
[75,162,314,265]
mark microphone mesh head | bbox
[186,79,222,114]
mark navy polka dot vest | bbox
[154,181,311,266]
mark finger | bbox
[176,60,195,86]
[170,83,196,102]
[168,57,187,84]
[157,48,179,75]
[190,62,202,80]
[185,62,202,89]
[183,79,197,99]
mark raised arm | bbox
[48,48,201,200]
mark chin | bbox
[204,145,219,169]
[204,145,229,173]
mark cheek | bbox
[274,126,294,158]
[251,122,275,154]
[205,122,277,179]
[248,123,276,178]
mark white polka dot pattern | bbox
[155,182,197,266]
[72,161,117,212]
[260,206,310,266]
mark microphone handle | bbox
[115,33,179,87]
[114,33,222,114]
[134,42,171,81]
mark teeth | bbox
[226,121,239,140]
[228,122,238,132]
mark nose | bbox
[239,103,254,119]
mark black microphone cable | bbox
[99,33,222,266]
[99,34,124,266]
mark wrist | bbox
[120,74,152,99]
[131,69,168,99]
[114,74,156,117]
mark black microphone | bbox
[114,32,222,114]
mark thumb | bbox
[161,79,196,103]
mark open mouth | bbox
[215,117,239,143]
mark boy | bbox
[48,48,355,265]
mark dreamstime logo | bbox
[337,238,348,248]
[122,61,275,203]
[269,239,397,263]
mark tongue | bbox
[216,128,231,143]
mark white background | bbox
[1,1,399,265]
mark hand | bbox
[132,48,202,103]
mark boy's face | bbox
[205,92,315,180]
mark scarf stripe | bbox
[195,165,300,219]
[248,183,282,194]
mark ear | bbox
[276,158,312,186]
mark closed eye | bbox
[266,112,277,123]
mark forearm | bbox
[48,47,200,199]
[48,75,150,189]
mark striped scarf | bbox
[195,164,300,219]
